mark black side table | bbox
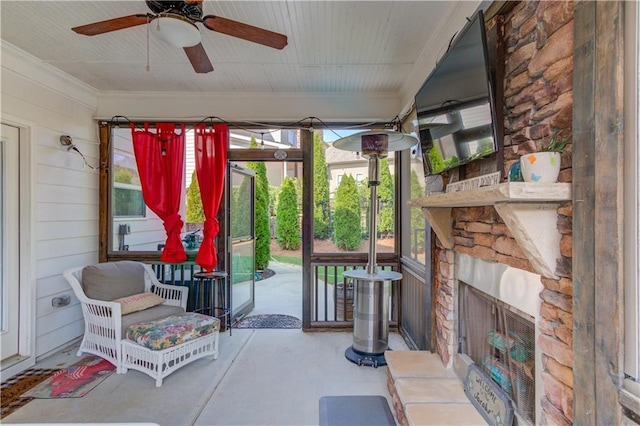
[193,271,230,334]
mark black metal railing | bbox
[310,260,399,328]
[151,261,202,312]
[122,258,400,329]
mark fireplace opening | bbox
[459,283,536,425]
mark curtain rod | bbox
[104,116,395,130]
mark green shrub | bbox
[377,157,394,235]
[269,186,281,217]
[253,185,271,269]
[333,175,362,250]
[247,136,271,270]
[231,175,252,238]
[186,170,205,223]
[410,169,426,251]
[276,177,301,250]
[313,133,331,239]
[428,145,445,173]
[357,179,370,238]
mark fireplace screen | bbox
[459,284,536,424]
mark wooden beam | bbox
[573,1,625,424]
[301,130,313,329]
[98,122,110,263]
[572,2,598,422]
[228,149,303,162]
[593,1,625,423]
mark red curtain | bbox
[131,122,187,263]
[194,124,228,271]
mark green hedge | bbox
[333,175,361,250]
[248,137,271,270]
[276,177,301,250]
[313,133,331,239]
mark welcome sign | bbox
[464,364,514,426]
[445,171,501,193]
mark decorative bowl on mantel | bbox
[519,152,561,183]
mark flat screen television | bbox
[415,10,499,175]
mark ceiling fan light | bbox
[151,14,201,48]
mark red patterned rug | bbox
[21,356,115,399]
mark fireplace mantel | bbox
[408,182,572,278]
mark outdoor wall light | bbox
[59,134,97,169]
[59,135,74,150]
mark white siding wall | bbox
[1,42,99,360]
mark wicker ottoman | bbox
[121,312,220,387]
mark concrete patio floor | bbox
[4,328,411,425]
[3,261,406,425]
[3,261,481,425]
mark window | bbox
[113,152,145,217]
[109,127,169,253]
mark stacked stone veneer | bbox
[433,1,575,425]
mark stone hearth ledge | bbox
[408,182,572,279]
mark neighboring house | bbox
[186,128,300,189]
[324,144,396,198]
[112,128,167,252]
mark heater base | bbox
[345,346,388,368]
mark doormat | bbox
[1,367,59,419]
[319,395,396,426]
[21,356,115,399]
[233,314,302,329]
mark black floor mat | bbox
[319,395,396,426]
[233,314,302,329]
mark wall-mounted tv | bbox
[415,10,499,175]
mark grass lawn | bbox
[271,255,302,266]
[271,255,347,283]
[269,238,402,284]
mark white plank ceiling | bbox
[1,1,483,120]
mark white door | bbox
[1,123,20,361]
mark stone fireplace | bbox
[409,181,573,425]
[403,2,577,423]
[456,252,542,424]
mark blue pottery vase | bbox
[508,161,524,182]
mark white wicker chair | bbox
[64,261,188,373]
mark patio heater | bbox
[333,130,418,367]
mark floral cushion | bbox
[126,313,220,351]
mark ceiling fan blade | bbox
[184,43,214,73]
[202,15,287,50]
[72,14,149,36]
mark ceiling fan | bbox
[72,0,288,74]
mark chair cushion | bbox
[126,313,220,351]
[82,261,146,301]
[121,304,185,336]
[114,292,165,315]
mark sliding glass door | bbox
[228,164,256,321]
